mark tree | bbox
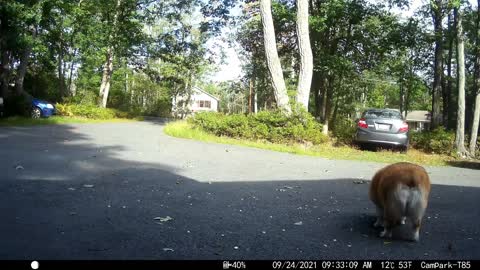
[454,6,469,157]
[98,0,122,108]
[295,0,313,110]
[259,0,292,114]
[470,0,480,156]
[431,0,444,129]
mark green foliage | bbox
[63,91,99,106]
[331,117,357,145]
[410,127,456,155]
[188,109,328,145]
[55,103,138,120]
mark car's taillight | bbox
[358,118,368,129]
[399,122,409,133]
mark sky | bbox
[210,0,478,83]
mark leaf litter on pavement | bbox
[154,216,173,224]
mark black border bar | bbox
[1,260,478,270]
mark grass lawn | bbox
[0,115,143,127]
[164,121,456,167]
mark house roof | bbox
[406,110,431,122]
[192,86,220,101]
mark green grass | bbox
[0,115,143,127]
[164,121,455,166]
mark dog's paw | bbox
[373,218,384,228]
[380,229,392,238]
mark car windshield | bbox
[363,110,402,119]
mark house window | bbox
[197,100,211,108]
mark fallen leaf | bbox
[154,216,173,222]
[353,180,367,184]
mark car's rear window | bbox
[363,110,402,119]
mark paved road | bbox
[1,120,479,260]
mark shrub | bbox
[63,91,99,106]
[410,127,455,155]
[331,117,356,145]
[55,103,74,117]
[188,108,328,145]
[55,103,137,120]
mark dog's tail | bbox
[394,184,426,224]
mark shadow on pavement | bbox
[0,124,479,260]
[447,160,480,170]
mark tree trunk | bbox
[0,50,10,98]
[399,81,405,117]
[254,89,258,114]
[67,48,78,96]
[470,0,480,156]
[431,0,444,129]
[443,11,453,127]
[321,77,330,135]
[98,0,122,108]
[295,0,313,110]
[58,32,66,99]
[446,11,455,129]
[15,46,32,95]
[312,72,322,117]
[99,47,114,107]
[259,0,291,114]
[249,78,253,113]
[454,8,469,157]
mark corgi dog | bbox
[369,162,431,241]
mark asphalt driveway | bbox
[0,120,479,260]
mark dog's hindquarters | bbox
[384,184,427,241]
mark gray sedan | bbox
[354,109,409,151]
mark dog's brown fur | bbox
[370,162,431,241]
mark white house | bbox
[405,110,431,131]
[172,86,220,118]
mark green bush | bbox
[63,91,99,106]
[55,103,138,120]
[410,127,455,155]
[331,117,356,145]
[188,108,328,145]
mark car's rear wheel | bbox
[31,107,42,119]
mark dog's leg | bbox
[373,206,384,228]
